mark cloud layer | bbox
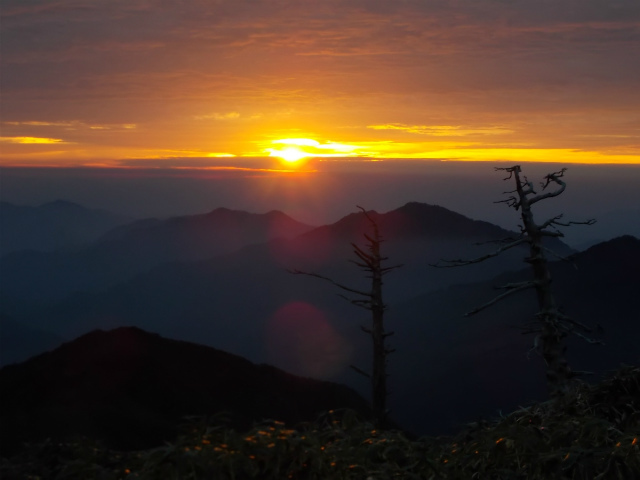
[2,0,639,164]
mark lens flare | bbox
[265,301,351,378]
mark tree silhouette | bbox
[434,165,597,399]
[290,206,401,428]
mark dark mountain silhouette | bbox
[0,200,131,257]
[385,235,640,435]
[0,327,369,454]
[0,207,314,303]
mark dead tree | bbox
[290,206,401,428]
[435,165,596,399]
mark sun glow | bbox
[267,138,318,163]
[271,146,310,163]
[266,137,369,163]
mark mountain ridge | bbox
[0,326,369,454]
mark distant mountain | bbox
[0,200,131,257]
[0,327,369,454]
[98,207,313,246]
[0,315,66,366]
[6,203,565,365]
[2,202,585,436]
[0,207,314,302]
[385,235,640,435]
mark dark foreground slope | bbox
[2,366,638,479]
[0,327,369,454]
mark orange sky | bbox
[1,1,639,168]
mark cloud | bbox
[0,136,68,144]
[1,0,639,165]
[194,112,241,121]
[368,124,515,137]
[3,121,137,130]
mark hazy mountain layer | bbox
[5,202,635,436]
[0,206,314,303]
[0,200,131,257]
[2,203,565,365]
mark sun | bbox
[275,146,309,163]
[265,137,363,163]
[267,139,318,163]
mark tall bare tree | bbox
[290,206,401,427]
[435,165,597,399]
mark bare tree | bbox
[290,206,401,428]
[434,165,597,399]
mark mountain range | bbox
[0,200,131,257]
[0,205,313,303]
[1,200,638,437]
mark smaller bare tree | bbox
[434,165,597,399]
[290,206,401,428]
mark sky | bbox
[1,0,640,167]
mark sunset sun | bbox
[273,146,309,163]
[267,138,318,163]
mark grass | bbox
[2,366,638,479]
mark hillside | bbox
[2,365,638,479]
[0,327,369,454]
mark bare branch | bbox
[527,335,542,359]
[347,297,372,310]
[542,247,576,266]
[288,269,371,297]
[539,214,596,231]
[351,365,370,378]
[465,281,536,316]
[572,330,605,345]
[432,237,528,268]
[381,264,404,274]
[539,214,566,231]
[473,236,522,246]
[529,169,567,205]
[495,166,516,180]
[556,313,593,333]
[552,218,596,228]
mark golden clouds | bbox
[3,121,137,131]
[0,136,67,144]
[1,1,639,166]
[368,124,515,137]
[265,138,367,161]
[194,112,241,121]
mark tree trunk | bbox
[513,167,573,398]
[370,237,388,428]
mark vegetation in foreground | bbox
[2,366,638,480]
